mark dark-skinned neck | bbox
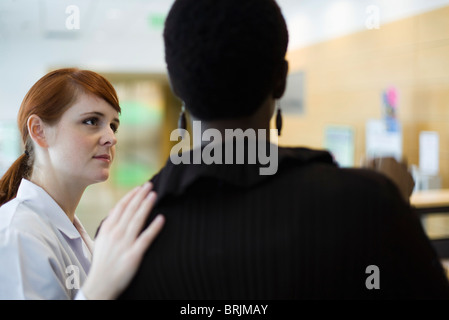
[189,97,275,141]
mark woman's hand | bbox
[82,182,165,300]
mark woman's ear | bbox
[27,115,49,148]
[273,60,289,99]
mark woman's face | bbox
[45,92,119,187]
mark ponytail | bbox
[0,152,31,206]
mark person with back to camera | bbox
[0,68,165,300]
[119,0,449,299]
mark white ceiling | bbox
[2,0,449,47]
[1,0,449,121]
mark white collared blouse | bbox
[0,179,93,300]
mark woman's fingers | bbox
[124,190,158,240]
[118,182,153,226]
[103,181,160,246]
[101,185,141,229]
[84,182,165,300]
[130,214,165,260]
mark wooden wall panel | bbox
[281,5,449,187]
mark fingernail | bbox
[154,214,165,223]
[147,191,156,199]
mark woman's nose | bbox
[100,127,117,146]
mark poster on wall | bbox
[324,125,355,167]
[365,119,402,161]
[0,122,21,176]
[365,86,402,161]
[382,86,399,133]
[419,131,439,176]
[279,71,305,115]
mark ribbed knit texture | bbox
[119,146,449,299]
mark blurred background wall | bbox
[1,0,449,237]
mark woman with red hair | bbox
[0,68,164,299]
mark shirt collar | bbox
[16,179,81,240]
[151,143,336,202]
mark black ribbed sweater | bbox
[119,145,449,299]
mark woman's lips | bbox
[93,154,111,163]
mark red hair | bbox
[0,68,121,206]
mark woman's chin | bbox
[90,172,110,184]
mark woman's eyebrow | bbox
[81,111,120,124]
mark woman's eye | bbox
[110,124,118,133]
[83,117,98,126]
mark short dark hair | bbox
[163,0,289,120]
